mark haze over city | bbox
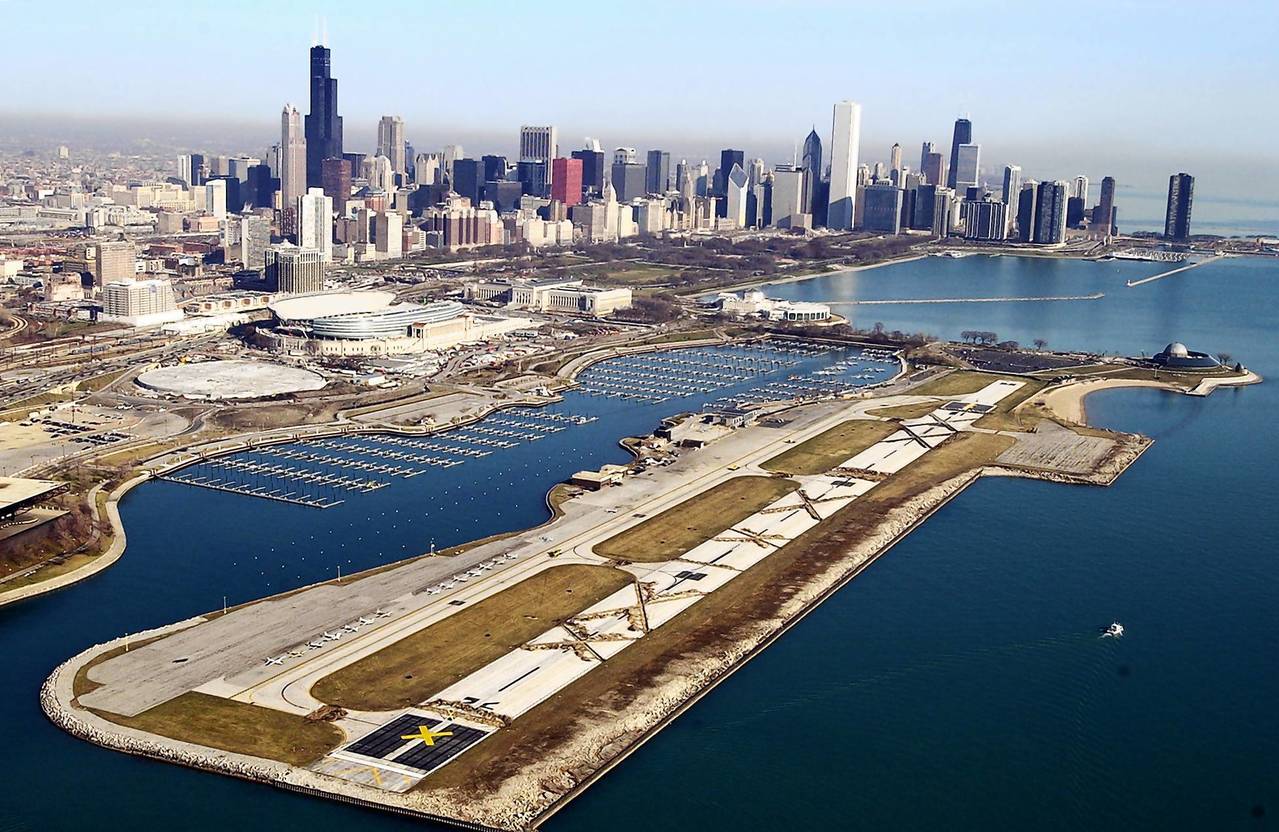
[4,0,1277,197]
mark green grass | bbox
[310,564,633,712]
[761,420,900,475]
[100,692,343,766]
[595,476,798,562]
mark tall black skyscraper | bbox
[801,128,822,215]
[717,149,744,216]
[1164,172,1194,240]
[946,118,972,190]
[645,150,670,195]
[305,45,343,190]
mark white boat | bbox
[1100,621,1124,638]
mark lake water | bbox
[2,255,1275,831]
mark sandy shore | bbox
[1040,371,1263,426]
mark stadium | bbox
[261,291,530,357]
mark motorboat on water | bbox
[1100,621,1125,638]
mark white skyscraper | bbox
[725,164,748,228]
[377,115,407,174]
[772,166,805,228]
[955,144,981,192]
[414,153,441,186]
[826,100,862,230]
[297,187,333,262]
[280,104,307,207]
[205,178,226,218]
[1002,165,1022,235]
[1072,175,1090,203]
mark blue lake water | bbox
[1,255,1276,831]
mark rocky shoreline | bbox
[43,463,994,831]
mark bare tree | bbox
[1033,338,1048,351]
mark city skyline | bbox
[3,1,1276,198]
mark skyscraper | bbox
[919,141,936,179]
[725,164,748,228]
[321,157,351,214]
[1164,173,1194,240]
[280,104,307,207]
[1002,165,1022,235]
[954,144,981,192]
[550,158,583,208]
[716,149,744,217]
[1032,181,1069,244]
[889,143,902,177]
[772,166,805,229]
[645,150,670,195]
[923,151,944,187]
[451,159,482,206]
[304,45,343,189]
[1071,175,1089,204]
[862,184,904,234]
[377,115,406,175]
[826,100,862,231]
[297,187,333,261]
[1091,175,1117,236]
[946,117,972,190]
[519,126,558,187]
[802,128,823,216]
[572,149,606,194]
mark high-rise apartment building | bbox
[645,150,670,195]
[304,45,343,189]
[1032,181,1069,244]
[550,158,583,207]
[280,104,307,207]
[946,118,972,190]
[962,196,1008,241]
[233,213,271,272]
[374,211,403,259]
[297,187,333,261]
[1164,173,1194,240]
[100,278,182,326]
[1091,175,1117,236]
[205,178,227,218]
[826,100,862,230]
[377,115,406,175]
[1072,175,1089,204]
[1002,164,1022,235]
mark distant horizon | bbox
[4,0,1276,202]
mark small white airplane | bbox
[343,623,361,633]
[457,575,470,582]
[427,586,442,595]
[322,631,343,641]
[375,609,392,618]
[504,552,518,560]
[307,640,325,649]
[358,617,375,626]
[287,649,305,658]
[443,581,456,588]
[477,563,493,571]
[264,656,285,666]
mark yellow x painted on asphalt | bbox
[401,724,453,746]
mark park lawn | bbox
[309,564,633,712]
[761,419,900,475]
[102,693,342,767]
[594,476,798,563]
[908,370,1013,398]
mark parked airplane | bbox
[358,617,375,626]
[322,631,343,641]
[375,609,392,618]
[307,640,325,649]
[264,656,285,666]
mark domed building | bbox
[1152,342,1220,369]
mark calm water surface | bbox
[1,255,1276,831]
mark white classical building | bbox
[710,289,830,322]
[464,277,632,317]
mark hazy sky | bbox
[5,0,1277,196]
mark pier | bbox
[1125,256,1220,287]
[827,293,1105,305]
